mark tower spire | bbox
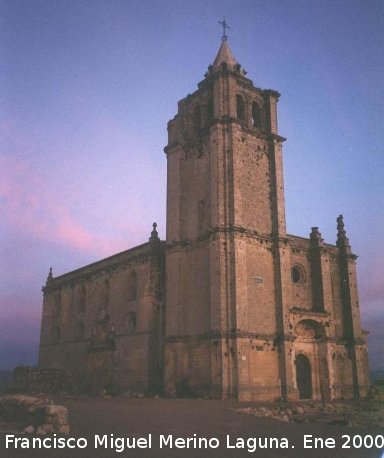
[212,36,238,72]
[203,20,247,77]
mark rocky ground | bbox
[237,400,384,429]
[1,396,383,458]
[0,394,69,435]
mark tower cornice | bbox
[198,69,254,90]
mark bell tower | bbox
[164,37,293,400]
[166,39,287,241]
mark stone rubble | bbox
[0,394,70,434]
[237,401,384,428]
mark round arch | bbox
[295,319,325,340]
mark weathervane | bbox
[218,17,230,41]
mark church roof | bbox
[212,39,237,71]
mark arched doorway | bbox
[296,354,312,399]
[293,319,330,400]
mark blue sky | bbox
[1,0,383,371]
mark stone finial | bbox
[310,227,323,246]
[336,214,350,248]
[205,64,213,78]
[149,222,159,242]
[47,267,53,282]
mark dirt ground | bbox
[1,397,383,458]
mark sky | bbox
[1,0,383,372]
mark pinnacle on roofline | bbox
[336,214,351,249]
[47,267,53,282]
[149,222,159,243]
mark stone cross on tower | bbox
[218,18,230,41]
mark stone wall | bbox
[39,236,164,395]
[13,367,74,394]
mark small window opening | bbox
[207,98,214,123]
[127,311,137,331]
[291,266,304,284]
[54,293,61,317]
[252,102,262,128]
[52,326,61,343]
[193,106,201,134]
[237,95,245,120]
[127,272,138,301]
[76,321,85,340]
[78,284,86,313]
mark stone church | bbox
[39,37,370,401]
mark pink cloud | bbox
[361,282,384,305]
[358,246,384,308]
[0,156,125,256]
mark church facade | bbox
[39,39,370,401]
